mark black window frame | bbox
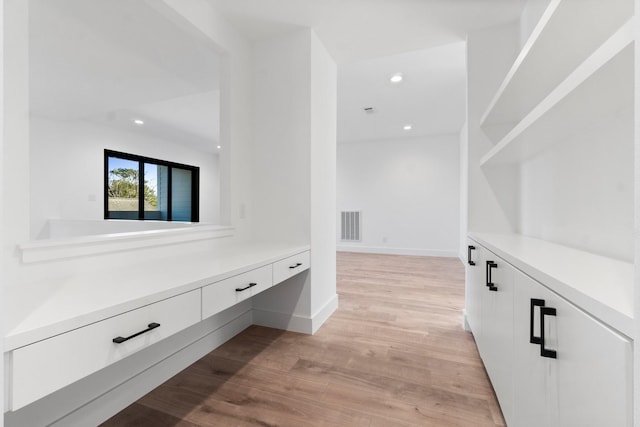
[104,149,200,222]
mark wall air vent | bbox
[340,211,361,241]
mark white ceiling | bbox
[29,0,221,152]
[210,0,524,142]
[29,0,525,150]
[210,0,525,64]
[338,42,467,142]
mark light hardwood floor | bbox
[101,252,505,426]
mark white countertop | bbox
[469,233,633,337]
[5,242,310,351]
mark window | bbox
[104,150,199,222]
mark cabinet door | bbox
[479,252,514,426]
[551,293,632,427]
[513,271,555,427]
[465,240,484,337]
[513,271,632,427]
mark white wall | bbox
[635,1,640,423]
[3,1,29,422]
[251,28,338,333]
[251,29,311,244]
[0,0,5,422]
[337,134,460,257]
[466,23,520,235]
[29,117,220,239]
[309,30,338,326]
[520,108,634,262]
[3,0,257,424]
[459,121,469,259]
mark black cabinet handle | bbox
[529,299,545,344]
[467,245,476,266]
[113,322,160,344]
[540,306,557,359]
[289,263,303,269]
[235,282,258,292]
[486,261,497,289]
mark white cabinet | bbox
[466,244,515,426]
[201,265,273,319]
[479,253,515,426]
[272,250,310,284]
[10,289,201,410]
[465,241,484,337]
[513,270,632,427]
[467,239,633,426]
[5,247,312,412]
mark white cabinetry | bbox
[465,242,484,336]
[273,251,311,284]
[11,289,201,410]
[478,253,515,426]
[513,270,632,427]
[202,265,273,319]
[5,247,312,412]
[466,0,635,422]
[467,243,515,426]
[466,239,632,426]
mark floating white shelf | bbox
[480,0,633,130]
[480,19,634,166]
[469,232,633,337]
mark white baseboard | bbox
[337,245,459,258]
[310,294,339,334]
[253,294,339,335]
[462,309,471,332]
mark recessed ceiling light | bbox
[403,125,412,130]
[133,119,144,125]
[390,73,403,83]
[217,145,221,149]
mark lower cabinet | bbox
[10,289,201,410]
[6,249,312,412]
[466,241,515,425]
[466,240,632,427]
[201,264,273,319]
[479,254,515,426]
[513,271,632,427]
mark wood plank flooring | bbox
[101,252,505,427]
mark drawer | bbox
[273,251,310,285]
[10,289,200,410]
[202,264,273,319]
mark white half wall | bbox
[337,134,460,257]
[250,28,337,333]
[309,30,337,321]
[29,117,220,239]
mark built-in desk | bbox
[4,242,310,412]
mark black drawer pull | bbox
[235,282,258,292]
[486,261,497,289]
[540,306,557,359]
[289,263,303,269]
[113,322,160,344]
[529,299,545,344]
[467,245,476,266]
